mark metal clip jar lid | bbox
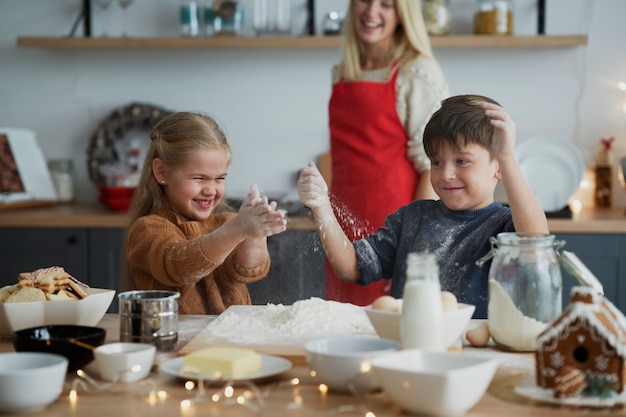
[559,251,604,295]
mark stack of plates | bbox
[516,136,585,212]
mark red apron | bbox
[327,66,419,306]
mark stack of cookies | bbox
[0,266,88,303]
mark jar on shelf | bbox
[48,159,75,203]
[478,233,564,352]
[474,0,513,35]
[423,0,450,36]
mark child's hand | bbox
[237,184,286,237]
[297,162,330,209]
[483,102,516,161]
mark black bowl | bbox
[12,325,106,372]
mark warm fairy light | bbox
[318,384,328,395]
[294,395,303,405]
[236,396,246,405]
[310,370,317,377]
[619,81,626,91]
[289,378,300,385]
[184,380,195,391]
[359,362,372,373]
[224,386,234,398]
[211,393,220,402]
[147,390,158,405]
[180,399,192,409]
[69,390,78,404]
[365,412,376,417]
[157,390,167,400]
[76,369,85,377]
[571,199,583,214]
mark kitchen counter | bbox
[0,203,624,233]
[0,203,316,231]
[0,314,595,417]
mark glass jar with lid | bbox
[474,0,513,35]
[423,0,450,36]
[477,233,564,351]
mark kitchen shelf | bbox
[16,34,587,50]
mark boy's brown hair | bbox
[423,94,501,161]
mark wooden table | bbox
[0,314,607,417]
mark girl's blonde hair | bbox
[126,111,231,225]
[339,0,434,81]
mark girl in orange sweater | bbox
[125,111,286,314]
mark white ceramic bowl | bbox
[0,352,68,414]
[364,301,475,347]
[304,335,399,393]
[372,350,498,416]
[0,288,115,336]
[94,342,156,383]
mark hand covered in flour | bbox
[236,184,286,238]
[297,162,331,211]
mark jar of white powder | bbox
[479,232,564,351]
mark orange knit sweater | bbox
[126,209,270,315]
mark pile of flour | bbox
[205,297,377,346]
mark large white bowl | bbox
[0,288,115,336]
[364,301,475,347]
[371,350,498,416]
[304,335,399,393]
[94,342,156,383]
[0,352,68,413]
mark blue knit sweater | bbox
[354,199,514,318]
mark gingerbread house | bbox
[535,286,626,399]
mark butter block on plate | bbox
[182,346,262,377]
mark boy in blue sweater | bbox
[297,94,549,318]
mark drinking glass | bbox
[93,0,113,37]
[253,0,269,35]
[118,0,134,37]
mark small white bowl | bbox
[371,350,498,416]
[94,342,156,383]
[304,335,399,393]
[0,352,68,414]
[364,301,475,347]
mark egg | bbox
[371,295,399,312]
[441,291,458,312]
[466,321,490,347]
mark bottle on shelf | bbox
[400,252,445,351]
[180,0,201,37]
[594,136,615,207]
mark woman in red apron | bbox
[326,0,449,306]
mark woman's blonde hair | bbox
[126,111,231,225]
[339,0,434,81]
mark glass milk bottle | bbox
[480,232,563,351]
[400,252,445,351]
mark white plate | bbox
[515,376,626,408]
[516,136,584,212]
[159,354,292,382]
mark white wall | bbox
[1,0,625,207]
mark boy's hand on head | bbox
[297,162,330,210]
[483,102,516,161]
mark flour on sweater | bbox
[205,297,376,345]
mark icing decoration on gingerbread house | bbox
[535,286,626,399]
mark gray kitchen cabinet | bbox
[556,233,624,312]
[248,230,325,306]
[0,226,324,311]
[0,227,123,312]
[0,228,89,286]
